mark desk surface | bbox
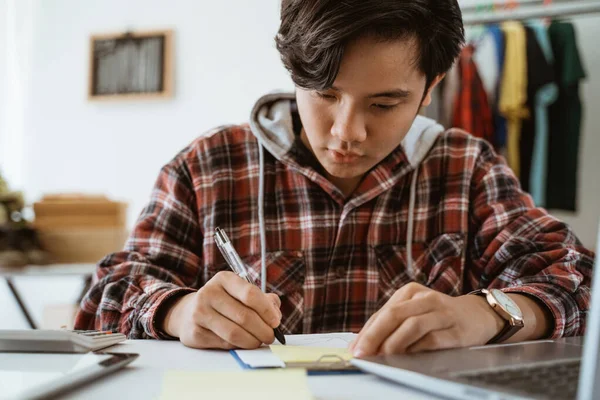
[62,340,436,399]
[0,263,96,277]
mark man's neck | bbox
[325,173,363,199]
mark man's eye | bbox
[316,92,336,99]
[372,104,398,110]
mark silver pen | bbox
[214,227,286,345]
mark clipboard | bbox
[230,350,361,375]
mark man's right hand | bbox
[161,271,283,350]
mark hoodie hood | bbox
[249,91,445,168]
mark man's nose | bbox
[330,105,367,144]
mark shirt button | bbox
[336,266,346,279]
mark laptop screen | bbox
[577,221,600,400]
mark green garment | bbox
[546,21,586,211]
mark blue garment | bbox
[487,25,508,148]
[528,22,558,207]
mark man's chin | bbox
[322,164,369,179]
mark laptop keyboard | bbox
[454,359,580,399]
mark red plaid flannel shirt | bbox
[75,124,594,339]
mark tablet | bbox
[0,352,138,400]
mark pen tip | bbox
[275,329,286,345]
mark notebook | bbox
[159,369,314,400]
[231,332,361,374]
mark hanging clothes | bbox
[527,22,559,207]
[473,30,500,107]
[546,21,587,211]
[499,21,530,179]
[485,25,508,150]
[452,45,494,143]
[519,26,556,194]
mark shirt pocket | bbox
[222,251,306,334]
[374,233,465,306]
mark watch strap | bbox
[486,323,520,345]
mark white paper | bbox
[285,332,356,348]
[233,332,357,368]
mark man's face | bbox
[296,35,442,189]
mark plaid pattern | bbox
[75,124,594,340]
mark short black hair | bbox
[275,0,465,91]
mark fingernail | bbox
[353,348,365,358]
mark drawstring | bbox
[406,165,419,276]
[258,143,267,293]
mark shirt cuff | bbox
[501,283,582,339]
[143,286,196,340]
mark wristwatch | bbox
[470,288,525,344]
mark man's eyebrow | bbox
[367,89,411,99]
[329,86,411,99]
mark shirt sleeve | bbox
[466,138,595,338]
[74,153,202,339]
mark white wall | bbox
[1,1,599,329]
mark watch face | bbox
[490,289,523,319]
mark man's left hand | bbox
[349,282,505,357]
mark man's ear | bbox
[421,73,446,107]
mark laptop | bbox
[352,222,600,400]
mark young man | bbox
[75,0,594,357]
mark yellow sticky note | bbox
[159,369,314,400]
[270,345,353,363]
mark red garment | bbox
[453,45,495,145]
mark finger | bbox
[219,273,281,328]
[350,310,381,353]
[199,308,262,349]
[407,328,462,354]
[267,293,282,314]
[379,312,454,355]
[352,297,436,357]
[181,324,236,350]
[354,283,426,347]
[210,291,275,345]
[359,310,380,337]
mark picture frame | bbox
[88,29,174,100]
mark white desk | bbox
[61,340,437,399]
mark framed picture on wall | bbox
[88,29,174,100]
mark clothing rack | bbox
[463,1,600,25]
[461,0,544,13]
